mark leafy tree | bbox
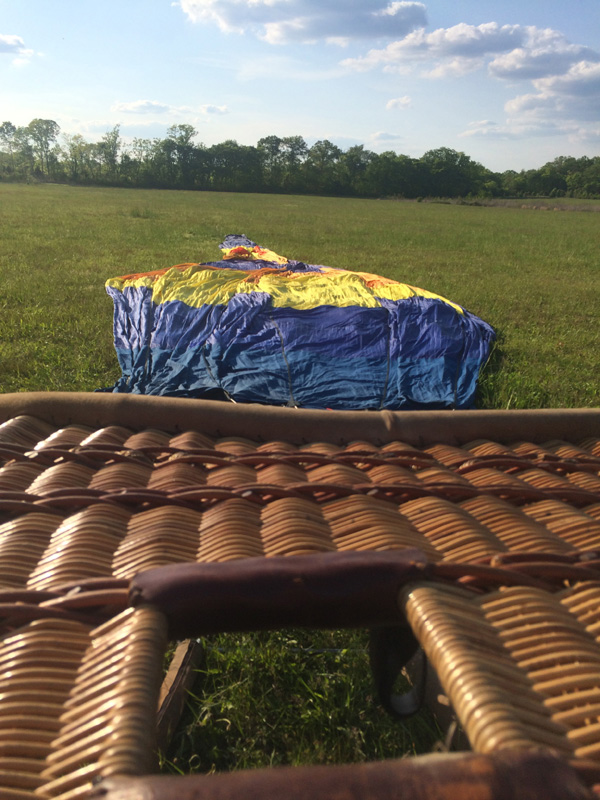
[0,121,17,170]
[165,124,200,188]
[27,118,60,175]
[96,125,122,182]
[61,133,98,182]
[2,118,599,199]
[500,170,522,197]
[280,136,308,192]
[257,135,284,191]
[257,135,308,192]
[536,166,567,196]
[338,145,376,195]
[10,126,36,177]
[548,155,587,177]
[361,151,421,197]
[208,140,261,192]
[152,136,178,186]
[420,147,486,197]
[121,137,154,184]
[305,140,342,194]
[570,159,600,197]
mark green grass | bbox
[1,183,599,772]
[165,629,439,775]
[1,182,598,406]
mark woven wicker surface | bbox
[0,603,166,800]
[404,580,600,761]
[2,401,600,797]
[1,414,600,590]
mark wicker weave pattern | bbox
[404,581,600,761]
[0,617,89,800]
[1,416,600,590]
[1,408,600,795]
[0,605,166,800]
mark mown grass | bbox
[165,629,439,775]
[1,183,599,772]
[1,182,598,406]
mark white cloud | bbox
[500,62,600,127]
[462,61,600,143]
[341,18,600,137]
[0,33,34,65]
[376,1,418,17]
[0,34,26,53]
[460,120,529,140]
[342,22,600,87]
[568,126,600,144]
[112,100,229,116]
[386,95,412,110]
[342,22,524,72]
[505,92,558,117]
[112,100,173,114]
[199,104,228,114]
[176,0,427,43]
[459,117,574,142]
[535,60,600,98]
[408,21,523,57]
[368,131,405,145]
[489,28,600,80]
[326,37,350,47]
[423,56,483,78]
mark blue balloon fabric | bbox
[105,235,495,410]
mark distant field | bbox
[1,182,599,772]
[1,182,598,406]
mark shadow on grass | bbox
[475,331,506,410]
[162,629,442,776]
[475,330,553,410]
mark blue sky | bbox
[2,0,600,171]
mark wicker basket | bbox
[1,393,600,799]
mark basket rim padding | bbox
[1,392,600,446]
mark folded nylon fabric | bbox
[105,235,495,410]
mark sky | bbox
[2,0,600,172]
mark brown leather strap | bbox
[129,550,428,638]
[91,752,592,800]
[2,392,600,446]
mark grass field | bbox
[1,182,599,407]
[1,182,599,773]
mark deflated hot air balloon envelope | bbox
[104,235,495,410]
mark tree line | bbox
[1,118,600,199]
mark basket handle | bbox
[129,550,428,638]
[92,751,591,800]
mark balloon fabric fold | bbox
[104,235,495,410]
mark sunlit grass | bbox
[1,182,599,772]
[165,629,440,774]
[2,182,598,405]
